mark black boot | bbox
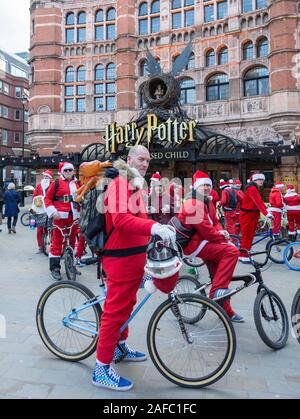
[50,257,62,281]
[288,233,297,243]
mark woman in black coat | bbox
[0,184,3,232]
[4,183,20,234]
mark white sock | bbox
[119,340,126,345]
[96,359,109,367]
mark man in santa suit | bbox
[210,188,220,209]
[218,179,240,235]
[283,185,300,241]
[232,179,244,232]
[32,170,53,253]
[92,145,176,392]
[239,173,273,263]
[44,162,80,281]
[268,182,285,238]
[178,170,243,323]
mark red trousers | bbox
[287,211,300,234]
[96,254,146,364]
[199,242,239,318]
[271,211,282,235]
[75,235,86,259]
[239,211,260,256]
[37,226,44,248]
[49,216,78,258]
[224,211,239,235]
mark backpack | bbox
[227,189,238,210]
[168,216,196,247]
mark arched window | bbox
[140,60,149,77]
[77,66,86,82]
[151,0,160,14]
[257,37,268,58]
[95,64,104,81]
[66,12,74,26]
[95,9,104,22]
[206,73,229,101]
[107,63,116,80]
[180,78,196,104]
[65,67,74,83]
[206,50,215,67]
[107,8,116,21]
[244,66,269,96]
[139,2,148,16]
[77,12,86,25]
[243,41,253,60]
[186,52,195,70]
[218,47,228,65]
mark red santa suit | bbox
[44,162,80,271]
[32,170,53,249]
[240,174,269,257]
[219,184,240,235]
[96,160,156,365]
[178,172,239,318]
[269,183,284,236]
[210,189,220,209]
[283,185,300,238]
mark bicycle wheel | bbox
[266,239,291,264]
[64,247,77,281]
[147,294,236,388]
[21,211,31,227]
[175,276,208,324]
[42,229,52,256]
[284,242,300,271]
[229,234,241,249]
[291,288,300,344]
[253,289,289,350]
[36,281,101,361]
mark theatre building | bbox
[29,0,300,193]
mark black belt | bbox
[241,208,259,213]
[54,195,74,203]
[102,245,148,258]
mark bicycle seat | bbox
[231,273,256,286]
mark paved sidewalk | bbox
[0,211,300,399]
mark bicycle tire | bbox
[36,281,101,361]
[147,293,236,388]
[42,229,52,256]
[291,288,300,344]
[64,247,77,281]
[253,289,289,350]
[284,242,300,271]
[175,276,207,324]
[266,239,291,264]
[229,234,241,249]
[21,211,31,227]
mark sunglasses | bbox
[64,169,74,172]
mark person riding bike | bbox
[268,182,285,239]
[218,179,241,235]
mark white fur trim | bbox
[185,240,209,258]
[252,174,265,181]
[194,178,212,189]
[46,205,57,218]
[269,207,282,213]
[61,163,74,172]
[286,205,300,211]
[275,183,284,189]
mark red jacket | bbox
[33,179,53,198]
[103,174,155,255]
[284,192,300,212]
[178,196,225,256]
[241,184,268,216]
[269,188,284,212]
[236,190,244,213]
[45,177,80,219]
[210,189,220,208]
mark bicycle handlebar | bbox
[53,220,79,236]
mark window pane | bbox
[66,28,74,43]
[65,86,74,96]
[140,61,149,76]
[95,25,104,41]
[106,96,116,110]
[107,24,116,40]
[15,87,22,97]
[78,12,86,25]
[244,79,257,96]
[15,110,20,120]
[172,13,182,29]
[204,5,214,23]
[151,0,160,14]
[185,10,194,27]
[107,64,116,80]
[95,84,104,94]
[66,13,74,25]
[139,3,148,16]
[77,67,86,82]
[2,129,8,145]
[219,83,229,100]
[14,133,20,143]
[242,0,252,13]
[172,0,181,9]
[107,8,116,21]
[95,97,104,111]
[76,98,85,112]
[207,85,219,101]
[106,83,116,94]
[206,51,215,67]
[256,0,267,9]
[184,0,194,5]
[217,1,228,19]
[258,77,269,95]
[95,10,104,22]
[187,53,195,69]
[243,42,253,60]
[65,99,74,112]
[77,27,86,42]
[219,48,228,65]
[66,68,74,82]
[139,19,148,35]
[151,16,160,32]
[95,65,104,81]
[77,85,85,96]
[257,39,268,57]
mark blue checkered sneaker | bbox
[140,274,152,289]
[92,364,133,391]
[113,342,147,363]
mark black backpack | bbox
[227,189,238,210]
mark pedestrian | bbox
[4,183,20,234]
[0,183,4,232]
[92,145,175,391]
[44,162,80,281]
[178,170,242,322]
[283,184,300,241]
[32,169,53,253]
[268,181,285,239]
[239,173,273,263]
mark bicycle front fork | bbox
[169,291,194,344]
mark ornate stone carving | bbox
[214,126,284,145]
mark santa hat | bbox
[247,179,251,184]
[193,171,212,189]
[58,162,75,175]
[275,181,284,189]
[234,180,242,186]
[250,173,265,182]
[42,169,53,179]
[229,179,234,185]
[151,172,161,183]
[286,184,295,192]
[219,179,230,190]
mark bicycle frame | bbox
[52,220,78,252]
